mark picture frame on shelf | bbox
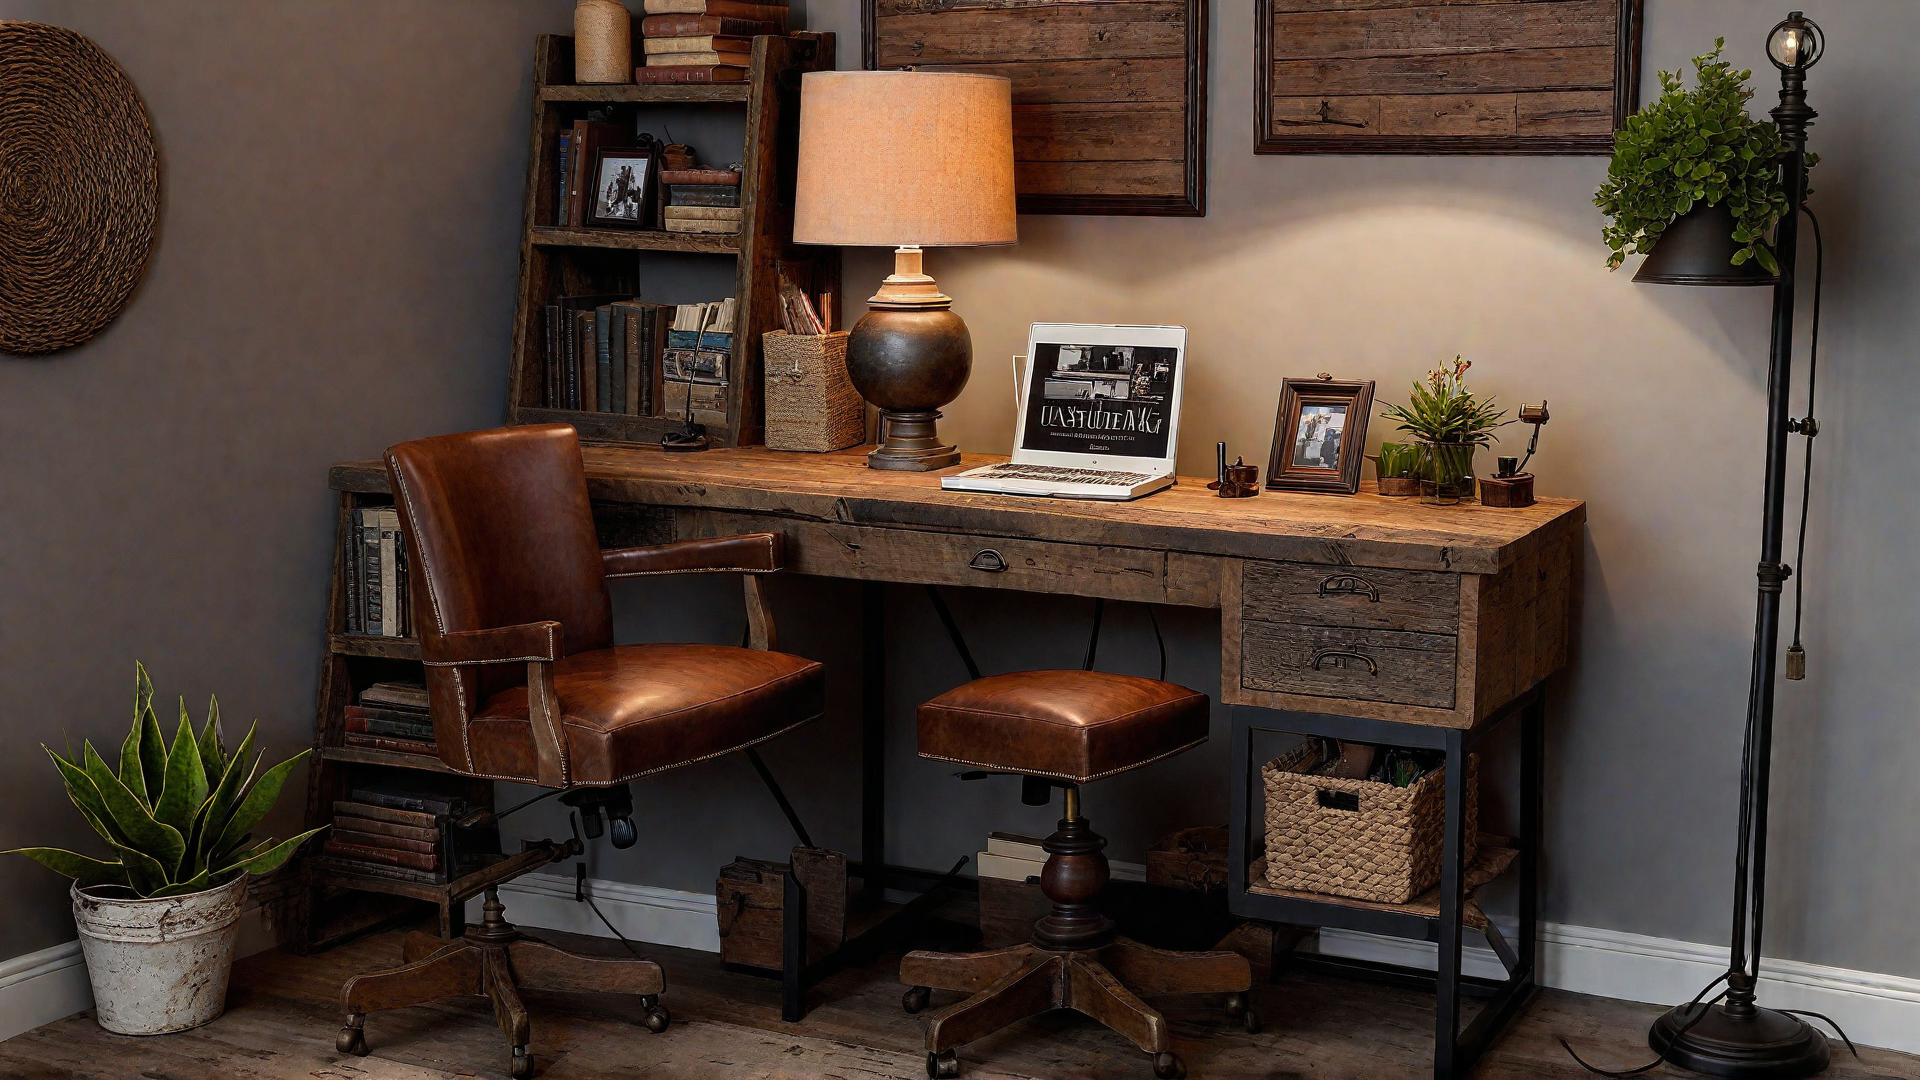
[1266,376,1374,495]
[588,147,657,228]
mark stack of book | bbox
[323,785,469,885]
[342,680,435,758]
[635,0,787,85]
[344,508,410,637]
[976,832,1049,883]
[661,168,743,234]
[660,298,735,418]
[543,293,675,413]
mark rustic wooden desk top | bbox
[332,445,1582,577]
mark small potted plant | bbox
[1380,357,1510,504]
[6,665,324,1035]
[1371,441,1422,497]
[1595,40,1797,275]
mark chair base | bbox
[338,888,668,1079]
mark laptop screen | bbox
[1018,336,1181,461]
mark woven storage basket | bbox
[1262,741,1478,904]
[763,331,864,452]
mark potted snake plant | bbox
[1371,441,1422,497]
[1380,357,1510,504]
[6,664,324,1034]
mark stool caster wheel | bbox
[1225,992,1246,1018]
[1152,1051,1186,1079]
[1242,1007,1262,1035]
[903,986,931,1014]
[336,1016,367,1056]
[511,1045,534,1078]
[927,1049,960,1077]
[645,1005,671,1033]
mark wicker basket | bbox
[763,330,864,452]
[1261,742,1478,904]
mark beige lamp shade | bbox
[793,71,1017,248]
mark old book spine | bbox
[644,35,752,54]
[667,185,742,208]
[344,714,435,740]
[343,732,440,756]
[544,304,562,407]
[345,509,362,634]
[554,131,571,227]
[594,305,614,413]
[360,515,382,636]
[351,787,461,815]
[663,204,743,221]
[642,0,789,19]
[378,511,398,637]
[664,217,740,233]
[331,814,441,843]
[633,64,747,84]
[576,309,598,412]
[331,829,439,855]
[333,800,440,828]
[314,855,443,884]
[610,306,629,415]
[323,839,441,871]
[647,51,750,67]
[640,14,782,36]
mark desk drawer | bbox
[1238,622,1457,709]
[1242,560,1458,634]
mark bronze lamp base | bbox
[846,247,972,471]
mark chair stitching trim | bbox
[918,736,1209,784]
[459,710,826,787]
[389,459,478,773]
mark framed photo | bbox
[1266,377,1374,494]
[588,147,655,228]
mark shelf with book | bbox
[505,31,840,450]
[320,744,457,775]
[529,224,742,254]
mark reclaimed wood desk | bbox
[324,444,1584,1080]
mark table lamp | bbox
[794,71,1017,470]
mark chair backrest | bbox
[385,425,613,762]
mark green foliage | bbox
[1595,40,1795,273]
[7,663,325,899]
[1380,357,1511,448]
[1374,442,1418,480]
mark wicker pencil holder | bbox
[574,0,633,84]
[763,331,865,452]
[1261,742,1478,904]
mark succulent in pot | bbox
[1372,441,1422,497]
[7,664,325,1034]
[1595,40,1804,275]
[1380,357,1510,504]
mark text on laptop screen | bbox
[1020,341,1180,459]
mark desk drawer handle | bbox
[1317,574,1379,601]
[1311,648,1378,676]
[969,549,1008,573]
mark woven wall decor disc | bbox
[0,22,158,356]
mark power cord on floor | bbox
[568,813,651,963]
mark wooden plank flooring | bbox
[4,925,1915,1079]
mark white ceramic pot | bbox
[71,873,249,1034]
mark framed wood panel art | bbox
[1256,0,1642,154]
[864,0,1208,216]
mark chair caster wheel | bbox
[511,1045,534,1078]
[903,986,931,1014]
[645,1005,671,1033]
[927,1049,961,1077]
[1242,1007,1262,1035]
[336,1017,367,1056]
[1152,1051,1186,1079]
[1225,992,1246,1018]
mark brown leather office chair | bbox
[899,670,1254,1080]
[335,425,824,1079]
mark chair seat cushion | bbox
[466,644,824,784]
[917,670,1208,784]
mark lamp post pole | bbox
[1647,13,1831,1077]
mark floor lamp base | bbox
[1649,1000,1830,1079]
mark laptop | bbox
[942,323,1186,501]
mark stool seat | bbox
[917,670,1208,784]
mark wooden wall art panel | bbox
[1255,0,1641,154]
[865,0,1208,216]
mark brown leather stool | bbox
[900,670,1254,1080]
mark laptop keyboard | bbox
[972,463,1154,486]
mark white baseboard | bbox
[489,871,1920,1057]
[0,940,91,1044]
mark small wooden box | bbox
[1477,473,1536,508]
[715,847,847,971]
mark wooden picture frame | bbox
[1267,377,1374,494]
[587,147,657,229]
[864,0,1208,216]
[1255,0,1642,155]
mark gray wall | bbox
[3,0,1916,987]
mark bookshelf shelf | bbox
[539,83,751,105]
[329,633,421,660]
[505,33,840,449]
[529,225,740,254]
[319,745,457,775]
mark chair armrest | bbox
[602,533,784,578]
[423,621,562,666]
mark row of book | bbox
[321,784,476,885]
[544,296,736,416]
[635,0,788,85]
[340,680,436,759]
[344,508,410,637]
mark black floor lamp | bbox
[1634,12,1831,1078]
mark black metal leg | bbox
[1519,694,1544,979]
[782,866,808,1022]
[860,581,885,907]
[1434,729,1468,1080]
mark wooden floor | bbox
[4,925,1915,1080]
